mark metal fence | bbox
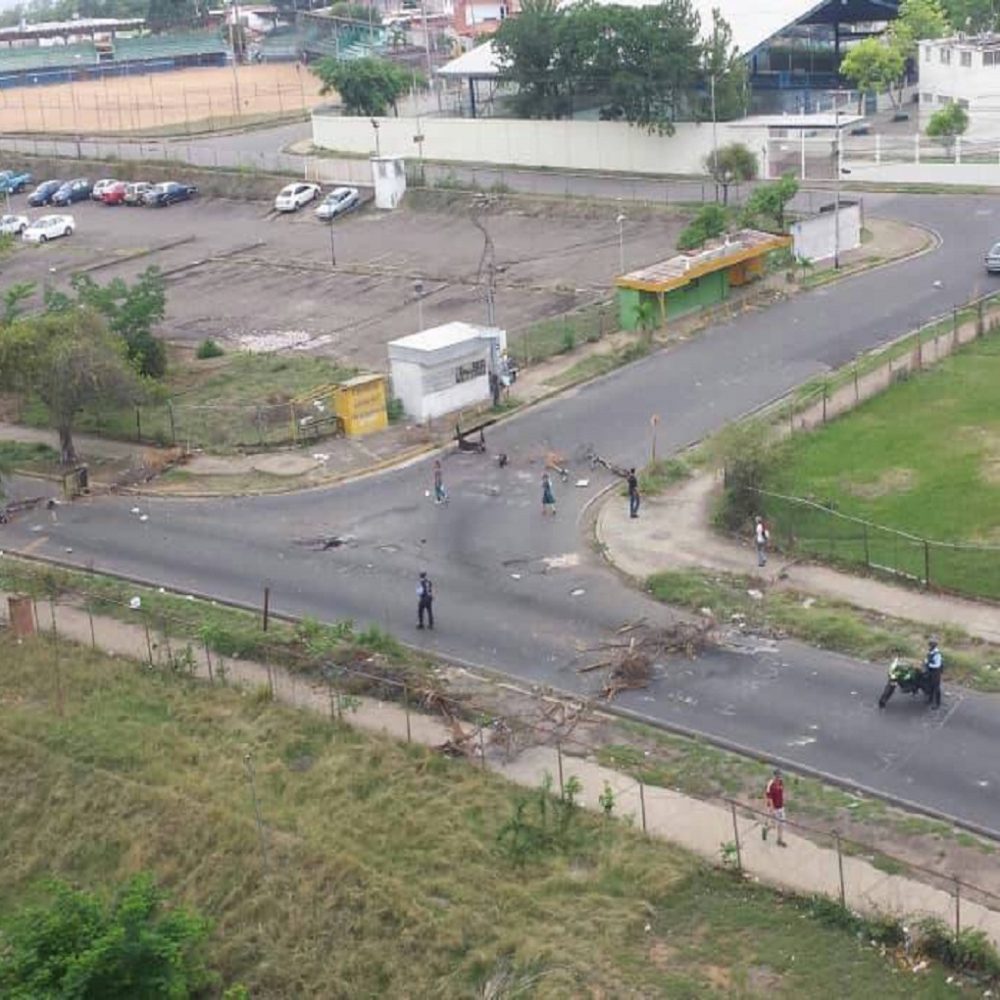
[3,571,1000,948]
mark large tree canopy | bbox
[493,0,744,133]
[312,56,412,116]
[0,308,140,465]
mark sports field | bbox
[0,62,327,133]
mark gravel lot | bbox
[0,188,686,370]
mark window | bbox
[961,50,972,67]
[940,47,951,64]
[924,45,932,62]
[986,50,1000,66]
[921,92,934,103]
[938,94,952,104]
[958,98,970,108]
[455,359,486,384]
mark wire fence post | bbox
[204,639,213,683]
[556,741,564,796]
[863,522,870,569]
[479,727,486,768]
[822,381,828,423]
[404,685,412,744]
[638,777,647,834]
[835,832,846,907]
[854,361,860,401]
[262,586,270,632]
[953,307,959,350]
[924,540,931,589]
[730,802,743,873]
[48,597,58,639]
[144,618,154,666]
[87,601,96,649]
[954,876,961,938]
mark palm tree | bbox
[633,298,660,343]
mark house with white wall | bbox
[918,34,1000,139]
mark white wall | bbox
[389,345,493,421]
[313,114,767,176]
[790,202,862,264]
[918,39,1000,138]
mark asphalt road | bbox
[6,188,1000,834]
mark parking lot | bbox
[0,186,687,370]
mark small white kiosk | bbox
[371,155,407,210]
[388,321,507,422]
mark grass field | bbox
[0,631,969,998]
[763,330,1000,599]
[19,351,355,451]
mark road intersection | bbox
[6,189,1000,833]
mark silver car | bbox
[315,187,360,220]
[986,242,1000,273]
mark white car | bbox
[22,214,75,243]
[0,213,29,235]
[274,182,321,212]
[315,186,360,220]
[91,178,119,201]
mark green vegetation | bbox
[762,330,1000,600]
[646,568,1000,691]
[704,142,758,205]
[0,439,58,471]
[509,301,614,366]
[742,173,799,233]
[0,632,971,996]
[312,56,412,117]
[493,0,745,129]
[328,0,382,22]
[839,39,905,113]
[547,338,649,387]
[0,873,216,998]
[638,456,692,496]
[927,102,970,145]
[677,203,727,250]
[195,337,224,360]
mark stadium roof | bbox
[0,17,145,41]
[438,0,899,79]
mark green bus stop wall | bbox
[617,286,642,331]
[665,269,729,319]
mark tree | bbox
[328,1,381,23]
[893,0,951,53]
[146,0,199,31]
[926,101,969,146]
[2,282,36,325]
[67,268,168,379]
[493,0,568,119]
[0,873,214,998]
[312,56,411,116]
[677,203,727,250]
[0,309,140,465]
[742,173,799,233]
[940,0,996,31]
[839,38,905,112]
[704,142,758,205]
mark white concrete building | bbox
[388,322,506,422]
[918,34,1000,138]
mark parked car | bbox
[124,181,153,206]
[0,213,29,235]
[22,214,75,243]
[101,181,129,205]
[0,169,32,194]
[315,186,360,220]
[27,179,63,206]
[51,179,92,206]
[144,182,197,207]
[275,182,321,212]
[91,178,119,201]
[986,242,1000,274]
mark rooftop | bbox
[389,321,504,352]
[925,32,1000,49]
[616,229,791,292]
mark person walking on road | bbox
[925,638,943,709]
[541,472,556,516]
[416,571,434,630]
[763,768,787,846]
[754,515,770,567]
[627,468,640,519]
[433,460,448,504]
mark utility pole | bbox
[371,117,381,157]
[230,0,243,117]
[328,220,336,266]
[471,196,498,326]
[616,213,626,274]
[420,0,437,111]
[710,73,718,187]
[834,94,841,270]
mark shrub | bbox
[708,419,779,531]
[560,328,576,353]
[916,917,1000,978]
[386,396,405,422]
[678,204,728,251]
[196,337,225,360]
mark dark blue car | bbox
[143,182,198,207]
[51,178,93,206]
[27,179,63,207]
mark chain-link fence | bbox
[4,570,1000,953]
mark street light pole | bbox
[329,220,336,267]
[371,118,381,158]
[414,278,424,329]
[834,95,841,270]
[616,213,626,274]
[230,0,243,118]
[710,73,718,186]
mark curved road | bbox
[6,190,1000,833]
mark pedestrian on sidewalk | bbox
[433,459,448,504]
[924,637,943,709]
[541,472,556,516]
[416,571,434,630]
[754,515,770,567]
[627,468,640,519]
[763,768,787,846]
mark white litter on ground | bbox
[129,596,142,610]
[234,330,335,354]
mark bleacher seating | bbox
[0,42,97,72]
[115,31,226,61]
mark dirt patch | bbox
[844,467,916,499]
[0,63,322,134]
[746,965,783,992]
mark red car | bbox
[101,181,128,205]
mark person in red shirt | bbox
[763,768,787,846]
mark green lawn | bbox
[0,633,970,998]
[19,352,355,452]
[765,332,1000,599]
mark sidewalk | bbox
[597,471,1000,645]
[6,589,1000,947]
